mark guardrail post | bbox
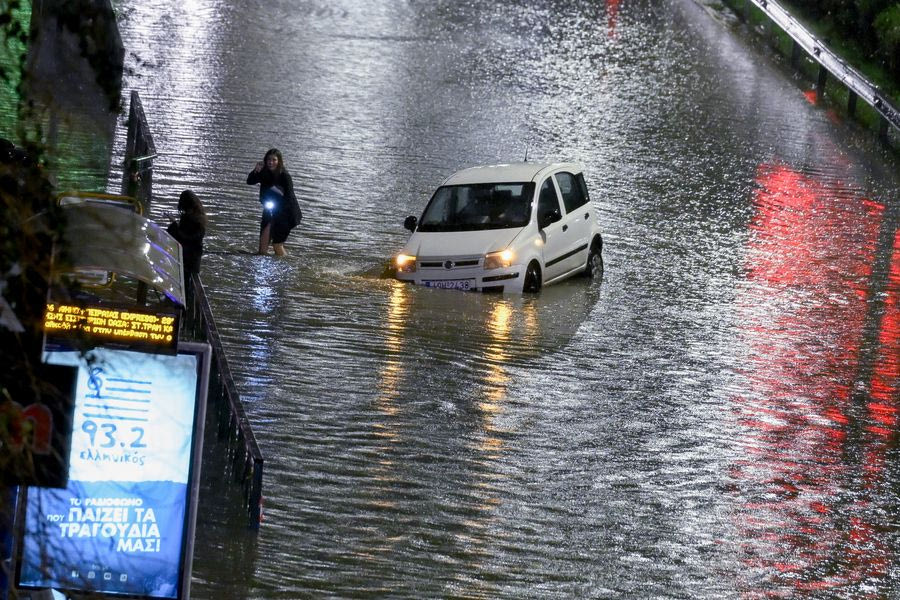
[121,91,156,214]
[816,65,828,102]
[790,39,802,69]
[250,461,263,528]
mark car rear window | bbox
[555,172,588,213]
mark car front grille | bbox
[419,257,481,270]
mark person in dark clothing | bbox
[246,148,302,256]
[167,189,207,276]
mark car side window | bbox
[537,178,560,220]
[576,172,590,203]
[554,172,588,213]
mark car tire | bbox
[584,238,603,279]
[523,261,542,293]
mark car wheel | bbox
[584,239,603,279]
[523,261,542,293]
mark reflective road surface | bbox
[109,0,899,597]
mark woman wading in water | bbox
[247,148,302,256]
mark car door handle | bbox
[562,224,568,232]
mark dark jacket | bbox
[167,215,205,275]
[247,168,302,229]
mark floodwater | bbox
[105,0,899,597]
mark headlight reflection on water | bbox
[480,300,514,416]
[376,281,411,411]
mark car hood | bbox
[404,228,523,258]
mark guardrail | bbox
[183,274,264,529]
[733,0,900,138]
[121,90,157,212]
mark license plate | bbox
[423,279,472,291]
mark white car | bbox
[394,162,603,293]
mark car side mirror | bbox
[538,208,561,229]
[403,215,418,232]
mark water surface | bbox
[108,0,900,597]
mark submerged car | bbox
[394,162,603,293]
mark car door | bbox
[536,176,569,281]
[553,170,592,274]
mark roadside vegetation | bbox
[2,0,122,366]
[783,0,900,98]
[2,3,124,591]
[716,0,900,146]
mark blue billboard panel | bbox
[16,344,210,599]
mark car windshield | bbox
[417,182,535,232]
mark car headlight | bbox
[483,249,514,270]
[395,253,417,273]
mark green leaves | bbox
[873,4,900,75]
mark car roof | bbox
[441,162,584,186]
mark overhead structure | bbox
[53,202,185,307]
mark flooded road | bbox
[108,0,900,597]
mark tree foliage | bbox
[1,0,123,122]
[0,0,125,291]
[0,141,59,359]
[790,0,900,81]
[873,4,900,77]
[1,0,123,497]
[46,0,124,111]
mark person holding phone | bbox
[166,189,207,276]
[246,148,302,256]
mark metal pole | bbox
[848,91,858,117]
[816,65,828,102]
[790,39,802,69]
[250,461,263,529]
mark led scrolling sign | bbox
[44,303,179,352]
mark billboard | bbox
[15,342,210,599]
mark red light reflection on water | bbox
[803,89,841,123]
[867,229,900,437]
[606,0,620,39]
[732,163,898,595]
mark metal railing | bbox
[183,273,264,529]
[121,90,157,212]
[737,0,900,137]
[115,89,263,527]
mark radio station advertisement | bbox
[17,346,205,598]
